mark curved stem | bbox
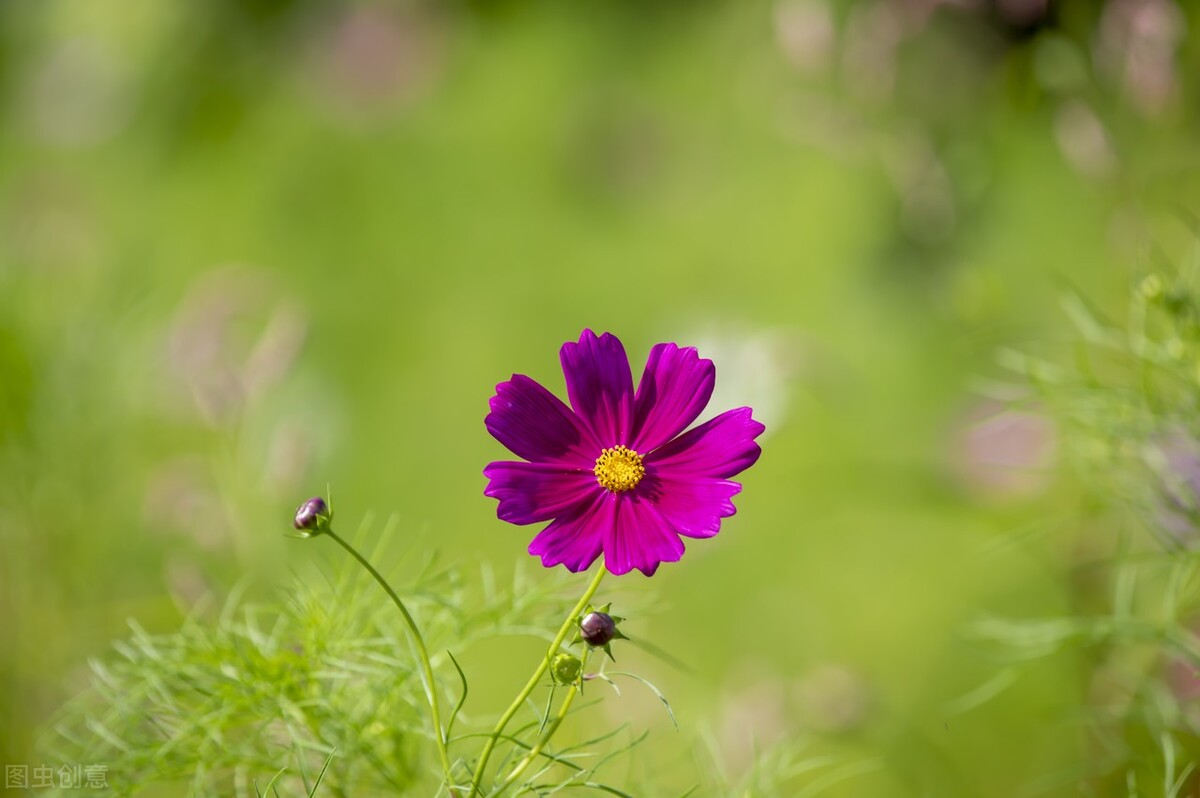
[325,529,455,789]
[468,564,607,796]
[494,649,589,795]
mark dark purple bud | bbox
[580,611,618,647]
[293,496,330,533]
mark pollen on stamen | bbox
[594,445,646,493]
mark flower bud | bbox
[574,603,628,661]
[551,652,582,685]
[293,496,331,535]
[580,611,617,647]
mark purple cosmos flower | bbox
[484,330,764,576]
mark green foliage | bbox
[972,259,1200,794]
[41,517,699,796]
[45,561,422,793]
[40,512,880,798]
[41,518,585,796]
[1007,253,1200,542]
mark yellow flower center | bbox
[593,445,645,493]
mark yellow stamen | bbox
[593,445,646,493]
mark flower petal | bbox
[630,343,715,453]
[483,461,596,525]
[486,374,599,465]
[647,407,765,479]
[560,330,634,445]
[643,474,742,539]
[528,492,608,572]
[602,494,685,576]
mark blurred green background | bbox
[3,0,1200,794]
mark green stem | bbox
[494,649,589,795]
[468,563,607,796]
[325,529,455,790]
